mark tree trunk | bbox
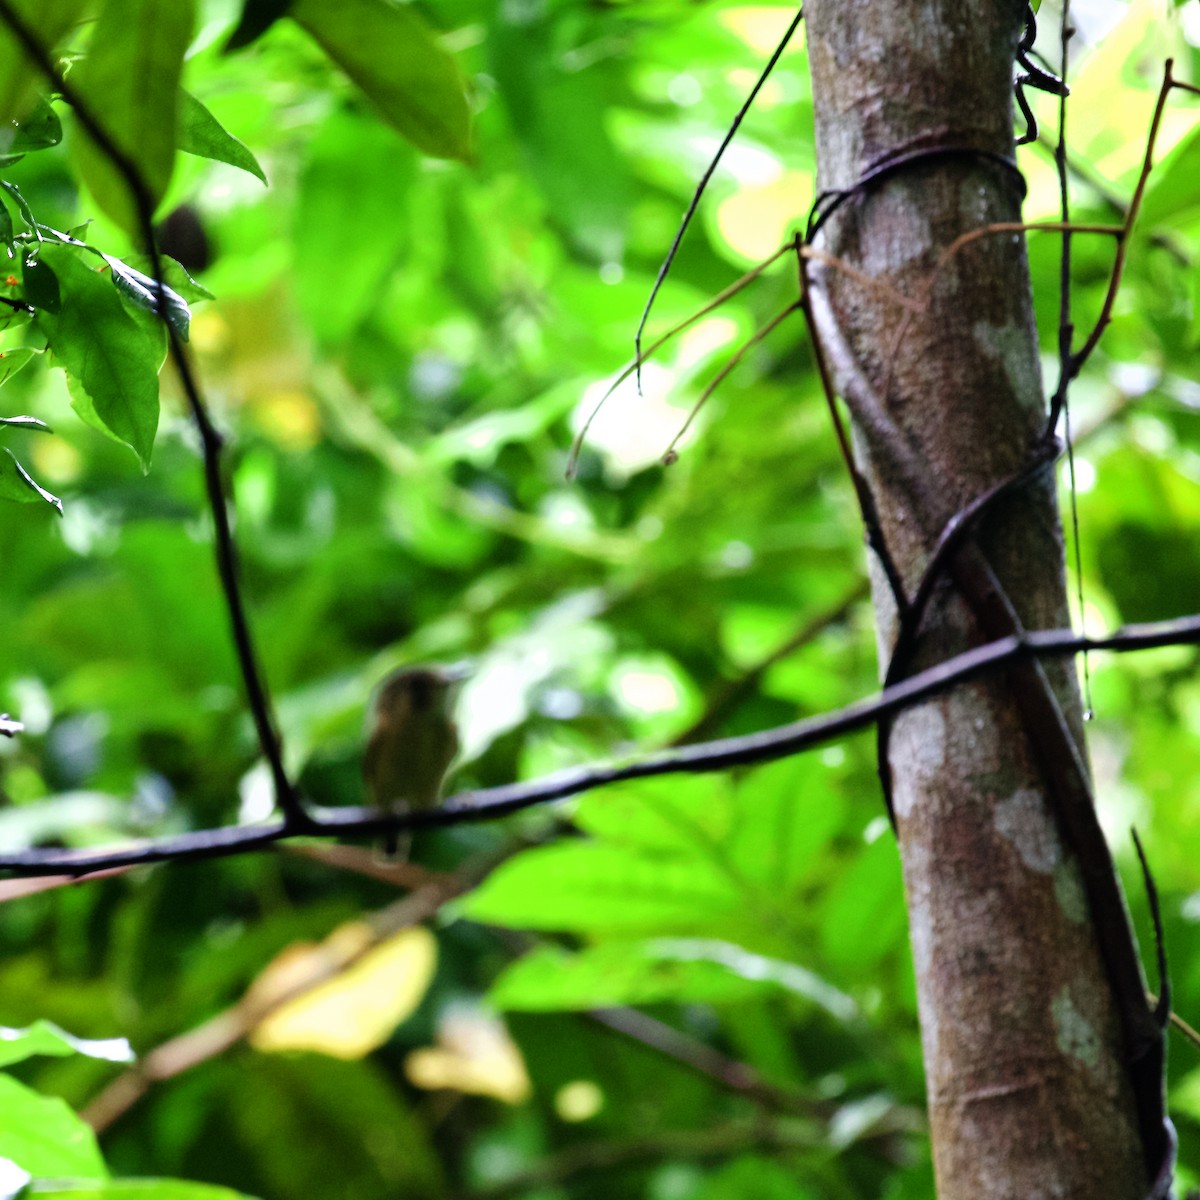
[803,1,1155,1195]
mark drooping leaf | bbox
[68,0,196,234]
[34,245,165,468]
[177,89,267,184]
[289,0,471,162]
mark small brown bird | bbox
[364,665,464,859]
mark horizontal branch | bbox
[1,611,1197,878]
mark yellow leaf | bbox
[250,922,437,1059]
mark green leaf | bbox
[68,0,196,235]
[0,94,63,161]
[177,89,267,184]
[0,1074,107,1180]
[30,1182,260,1199]
[289,0,471,161]
[0,349,39,387]
[459,842,743,934]
[491,939,858,1020]
[34,245,165,468]
[223,0,294,52]
[0,0,88,128]
[101,255,193,341]
[0,448,62,511]
[0,1021,133,1069]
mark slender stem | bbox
[0,1,302,828]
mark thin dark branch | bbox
[633,6,804,393]
[0,1,302,828]
[1068,62,1176,378]
[588,1007,813,1113]
[3,611,1197,879]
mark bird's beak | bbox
[440,661,472,685]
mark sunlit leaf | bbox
[177,89,267,184]
[0,1021,132,1069]
[0,1074,107,1180]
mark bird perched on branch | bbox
[364,665,465,859]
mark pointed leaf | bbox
[289,0,470,161]
[177,89,267,184]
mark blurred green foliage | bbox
[0,0,1198,1196]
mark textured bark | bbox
[803,1,1149,1196]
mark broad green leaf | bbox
[0,1074,107,1180]
[491,939,858,1020]
[177,89,267,184]
[31,1182,260,1199]
[0,349,39,387]
[0,448,62,512]
[459,842,742,934]
[68,0,196,235]
[34,245,165,468]
[289,0,470,162]
[0,1021,132,1069]
[0,199,11,246]
[0,0,87,127]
